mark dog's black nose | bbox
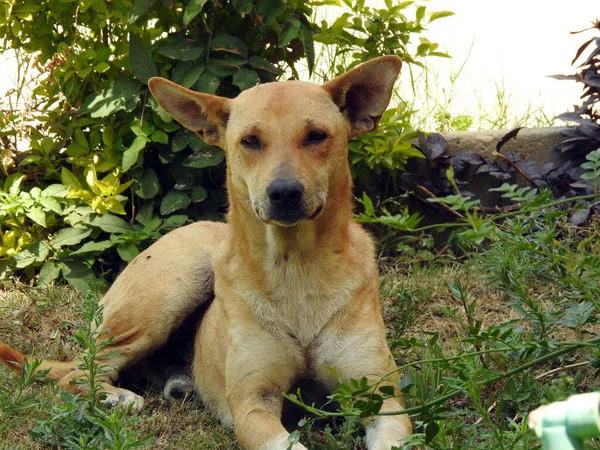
[267,178,304,207]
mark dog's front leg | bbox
[225,327,307,450]
[319,328,412,450]
[344,364,412,450]
[364,401,412,450]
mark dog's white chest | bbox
[258,257,353,345]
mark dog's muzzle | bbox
[265,178,308,225]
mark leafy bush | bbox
[349,105,424,183]
[0,0,450,289]
[355,125,600,258]
[310,0,452,79]
[553,19,600,159]
[1,0,320,287]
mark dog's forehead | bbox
[228,81,341,130]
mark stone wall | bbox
[441,127,568,164]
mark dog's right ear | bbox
[148,78,230,148]
[323,55,401,138]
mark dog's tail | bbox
[0,342,76,380]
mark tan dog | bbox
[0,56,412,449]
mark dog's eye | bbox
[241,135,261,149]
[306,131,328,145]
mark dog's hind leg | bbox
[1,221,228,412]
[79,221,227,409]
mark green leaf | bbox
[70,240,114,255]
[42,184,70,198]
[190,186,208,202]
[133,168,160,199]
[30,187,42,200]
[446,283,464,302]
[248,55,283,75]
[151,130,169,144]
[331,12,351,31]
[30,241,50,261]
[586,149,600,162]
[446,165,455,184]
[128,0,155,25]
[300,24,315,75]
[182,147,225,168]
[429,51,452,58]
[102,126,116,146]
[38,197,62,214]
[94,62,111,73]
[122,135,148,172]
[7,174,25,195]
[117,243,139,263]
[581,162,596,170]
[129,33,158,84]
[207,58,242,77]
[89,215,133,233]
[210,33,249,57]
[581,172,597,180]
[13,249,36,269]
[429,10,455,22]
[232,0,252,14]
[38,260,61,285]
[162,215,189,229]
[313,32,347,45]
[66,142,87,157]
[135,200,154,227]
[61,167,83,190]
[379,385,396,396]
[78,80,141,118]
[61,260,101,292]
[74,128,89,150]
[233,69,259,91]
[195,72,220,94]
[416,5,426,22]
[396,1,415,9]
[425,421,440,444]
[256,0,286,26]
[188,133,211,151]
[172,132,189,153]
[181,63,205,88]
[183,0,208,26]
[278,18,301,48]
[160,190,191,215]
[26,207,46,227]
[52,227,93,247]
[361,192,374,216]
[158,36,205,61]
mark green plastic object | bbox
[530,392,600,450]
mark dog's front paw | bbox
[264,432,308,450]
[103,389,145,413]
[365,416,411,450]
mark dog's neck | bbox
[226,169,354,266]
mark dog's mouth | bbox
[255,203,325,227]
[308,204,324,220]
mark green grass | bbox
[0,287,236,449]
[1,183,600,449]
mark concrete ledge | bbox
[440,127,569,164]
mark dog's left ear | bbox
[323,55,401,138]
[148,77,229,147]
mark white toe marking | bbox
[102,391,145,413]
